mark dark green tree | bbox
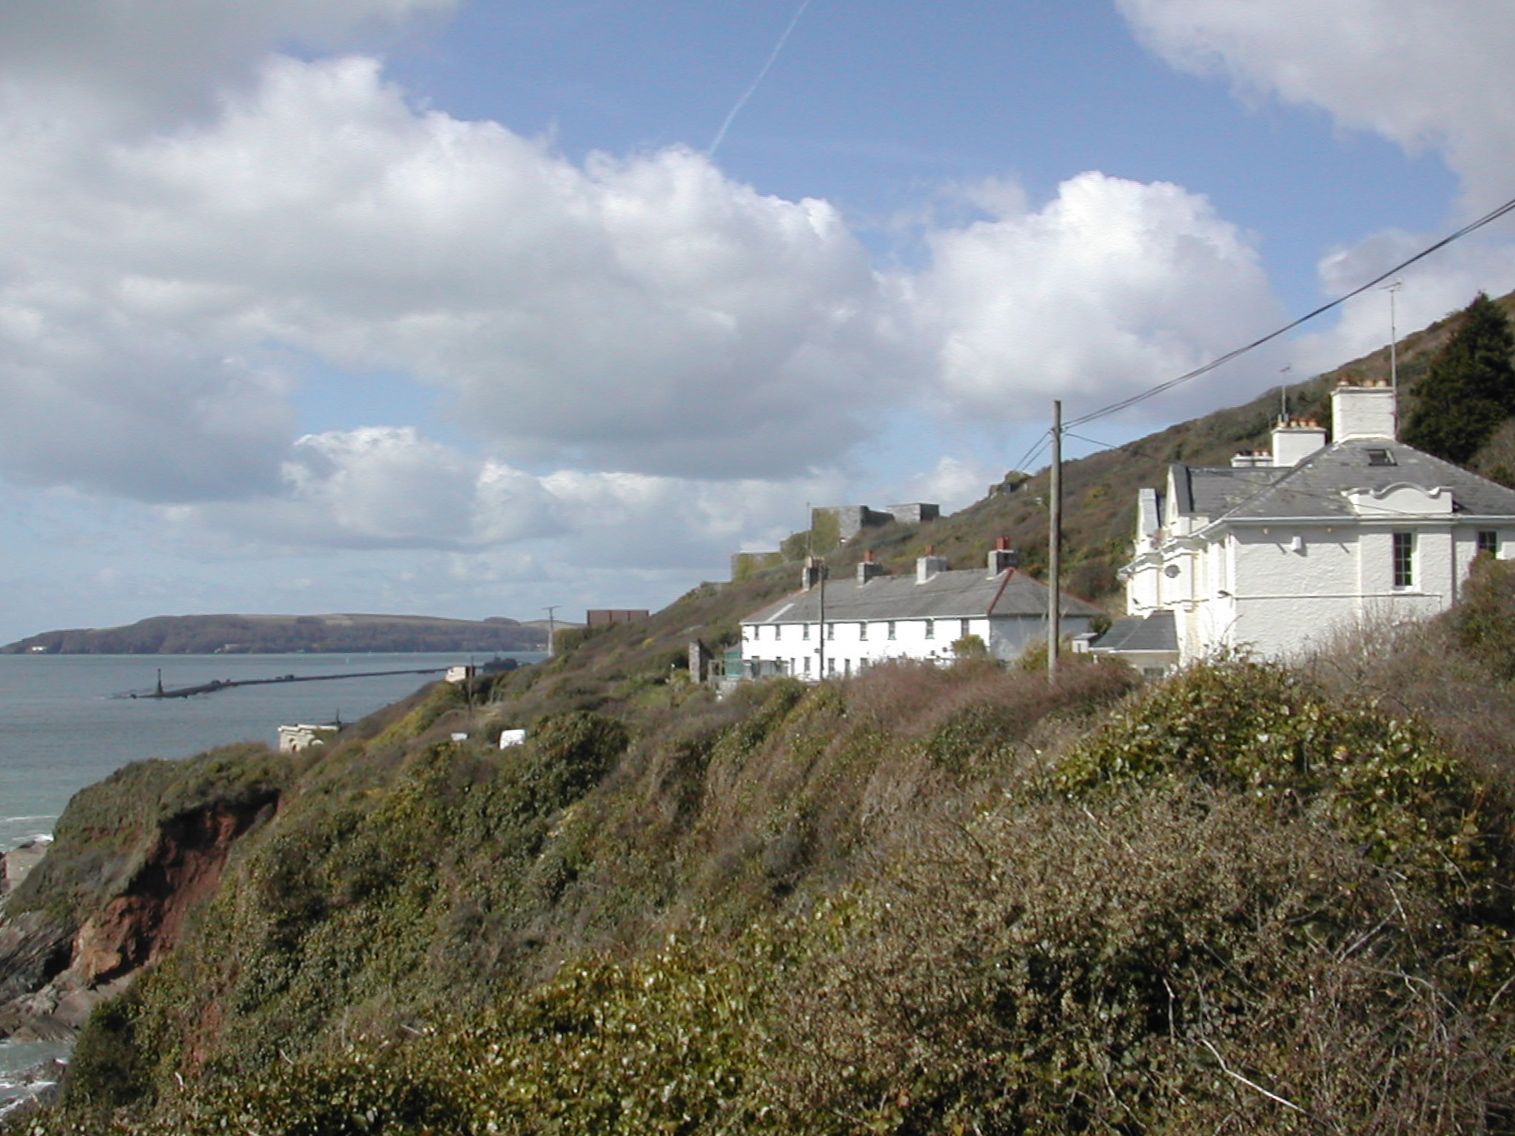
[1403,292,1515,463]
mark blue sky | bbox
[1,1,1512,644]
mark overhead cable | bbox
[1063,193,1515,431]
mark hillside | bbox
[2,613,546,656]
[3,559,1514,1133]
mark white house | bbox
[1091,380,1515,672]
[740,541,1104,680]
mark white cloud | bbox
[165,426,836,575]
[913,172,1285,420]
[0,52,913,494]
[1117,0,1515,214]
[0,0,456,129]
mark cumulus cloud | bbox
[1117,0,1515,213]
[1117,2,1515,372]
[171,425,833,572]
[0,51,912,495]
[913,172,1286,419]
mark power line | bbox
[1064,193,1515,431]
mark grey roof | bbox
[742,567,1104,625]
[1178,466,1281,518]
[1174,440,1515,524]
[1089,610,1177,654]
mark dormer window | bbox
[1366,448,1395,467]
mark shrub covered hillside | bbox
[12,566,1515,1133]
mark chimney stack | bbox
[1270,416,1328,467]
[986,536,1019,576]
[857,549,887,585]
[916,545,949,584]
[1331,379,1397,442]
[801,555,828,591]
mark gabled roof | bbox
[1089,610,1177,654]
[742,568,1104,625]
[1170,441,1515,525]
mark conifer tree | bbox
[1403,292,1515,463]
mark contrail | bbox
[708,0,813,157]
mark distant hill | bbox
[3,613,547,655]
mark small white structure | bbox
[739,541,1104,680]
[278,723,339,753]
[1093,380,1515,672]
[445,664,476,684]
[499,728,527,749]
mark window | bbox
[960,618,971,639]
[1366,448,1396,467]
[827,657,836,675]
[826,622,834,640]
[1478,530,1498,557]
[802,623,810,640]
[1393,531,1414,588]
[924,619,935,640]
[859,621,868,640]
[887,620,896,640]
[803,656,811,675]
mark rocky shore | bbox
[0,789,277,1045]
[0,840,127,1043]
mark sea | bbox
[0,650,543,1117]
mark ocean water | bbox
[0,652,543,853]
[0,651,542,1113]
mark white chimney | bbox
[1270,418,1328,466]
[916,547,949,583]
[1331,380,1397,442]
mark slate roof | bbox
[742,568,1104,626]
[1089,610,1177,654]
[1176,466,1281,518]
[1174,440,1515,524]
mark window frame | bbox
[1392,530,1414,588]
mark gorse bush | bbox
[1056,655,1504,907]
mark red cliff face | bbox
[73,797,277,986]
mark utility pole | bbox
[817,556,827,680]
[1048,399,1062,682]
[1383,280,1403,437]
[543,605,559,658]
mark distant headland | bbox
[2,613,550,655]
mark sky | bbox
[2,0,1514,643]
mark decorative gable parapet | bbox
[1343,483,1454,517]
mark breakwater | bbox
[125,666,447,700]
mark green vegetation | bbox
[1404,291,1515,464]
[7,571,1515,1132]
